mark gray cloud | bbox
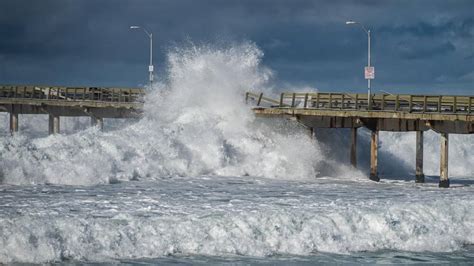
[0,0,472,93]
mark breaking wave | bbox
[0,42,358,185]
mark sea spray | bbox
[0,43,333,185]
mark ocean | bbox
[0,43,473,264]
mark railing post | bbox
[395,94,400,111]
[304,93,308,108]
[257,93,263,106]
[329,93,332,109]
[341,94,345,110]
[291,93,296,107]
[316,93,320,108]
[355,94,359,109]
[423,96,427,113]
[279,93,284,107]
[469,97,473,114]
[381,94,385,110]
[438,96,442,112]
[409,95,413,112]
[453,96,457,113]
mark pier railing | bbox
[246,92,473,114]
[0,85,145,103]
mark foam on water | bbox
[0,178,473,263]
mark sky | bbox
[0,0,472,94]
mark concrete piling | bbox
[91,117,104,131]
[415,131,425,183]
[370,130,379,181]
[48,114,60,135]
[350,127,357,168]
[9,111,18,135]
[439,133,449,188]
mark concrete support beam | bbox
[415,131,425,183]
[91,117,104,131]
[370,130,379,181]
[9,112,19,135]
[439,133,449,188]
[350,127,357,168]
[48,114,60,135]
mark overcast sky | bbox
[0,0,472,94]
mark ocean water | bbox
[0,43,473,264]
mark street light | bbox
[346,20,373,109]
[130,25,154,88]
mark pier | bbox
[246,91,473,187]
[1,85,472,188]
[0,85,144,134]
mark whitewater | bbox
[0,43,473,264]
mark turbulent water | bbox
[0,43,473,264]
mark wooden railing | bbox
[246,92,473,114]
[0,85,145,103]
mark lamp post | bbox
[130,26,154,88]
[346,21,373,109]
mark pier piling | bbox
[9,111,18,135]
[48,114,60,135]
[91,117,104,131]
[439,133,449,188]
[370,130,379,181]
[350,127,357,168]
[415,131,425,183]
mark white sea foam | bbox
[0,178,472,263]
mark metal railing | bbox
[0,85,145,103]
[246,92,473,114]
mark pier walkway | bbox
[0,85,144,133]
[246,91,474,187]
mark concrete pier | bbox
[439,133,449,188]
[1,85,143,136]
[415,131,425,183]
[247,91,474,186]
[9,111,18,135]
[91,117,104,131]
[48,114,60,135]
[350,127,357,168]
[370,130,379,181]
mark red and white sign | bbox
[365,66,375,79]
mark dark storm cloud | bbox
[0,0,472,92]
